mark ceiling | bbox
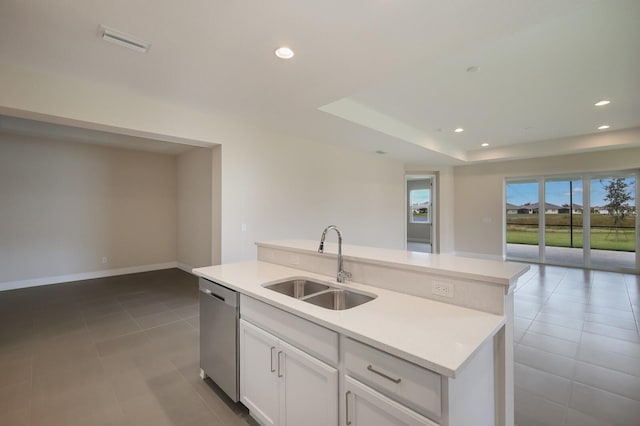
[0,0,638,163]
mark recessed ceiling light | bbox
[597,125,610,130]
[98,25,151,53]
[481,143,489,147]
[454,128,464,133]
[594,100,611,107]
[274,47,294,59]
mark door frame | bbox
[405,173,437,253]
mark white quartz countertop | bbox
[256,239,528,286]
[192,260,506,378]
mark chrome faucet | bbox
[318,225,351,283]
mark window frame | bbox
[409,188,431,224]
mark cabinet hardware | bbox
[205,290,226,302]
[270,347,276,372]
[367,364,402,384]
[345,390,352,425]
[277,351,284,377]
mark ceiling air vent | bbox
[98,25,151,53]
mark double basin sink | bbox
[263,278,375,310]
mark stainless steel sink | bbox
[264,278,376,310]
[264,279,330,298]
[303,289,375,310]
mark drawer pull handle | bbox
[367,364,402,384]
[270,347,276,372]
[345,390,352,425]
[277,351,284,377]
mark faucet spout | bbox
[318,225,351,283]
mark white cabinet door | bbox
[240,319,280,426]
[344,376,439,426]
[280,339,338,426]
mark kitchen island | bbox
[193,240,528,426]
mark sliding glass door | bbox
[506,180,539,262]
[505,171,639,272]
[544,178,584,267]
[589,174,637,270]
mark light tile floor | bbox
[514,264,640,426]
[507,243,636,272]
[0,269,258,426]
[407,242,432,253]
[2,267,638,425]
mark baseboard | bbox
[176,262,194,274]
[0,261,179,292]
[452,251,504,262]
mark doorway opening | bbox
[406,175,435,253]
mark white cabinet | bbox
[240,319,280,426]
[240,319,338,426]
[344,376,438,426]
[238,295,492,426]
[280,339,339,426]
[343,337,441,420]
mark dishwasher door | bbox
[199,278,239,402]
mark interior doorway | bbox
[406,175,435,253]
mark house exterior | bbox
[517,202,562,214]
[558,203,583,214]
[505,203,520,214]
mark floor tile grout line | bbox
[170,358,228,424]
[625,278,640,337]
[571,371,640,403]
[524,323,583,345]
[517,338,577,360]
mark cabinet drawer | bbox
[343,337,441,419]
[240,295,339,366]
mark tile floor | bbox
[1,266,638,425]
[407,242,432,253]
[0,269,257,426]
[514,264,640,426]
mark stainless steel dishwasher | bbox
[199,277,240,402]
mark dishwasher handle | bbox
[199,278,239,308]
[203,290,225,302]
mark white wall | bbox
[0,133,178,286]
[453,147,640,258]
[177,147,213,269]
[220,130,406,262]
[0,62,407,268]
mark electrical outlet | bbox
[101,257,108,264]
[432,280,454,298]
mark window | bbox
[410,188,430,223]
[505,171,638,272]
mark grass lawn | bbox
[506,214,636,251]
[507,228,635,251]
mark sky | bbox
[506,177,636,207]
[410,189,430,205]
